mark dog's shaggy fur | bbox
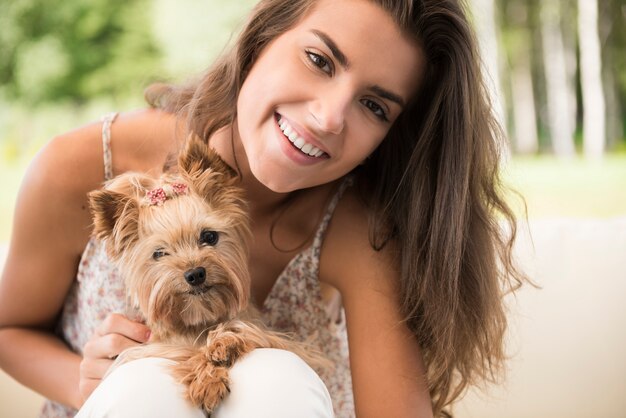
[88,135,324,412]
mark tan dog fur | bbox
[88,135,325,413]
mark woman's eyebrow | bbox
[368,85,405,107]
[310,29,406,108]
[311,29,350,69]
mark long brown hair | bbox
[145,0,526,415]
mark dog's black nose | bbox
[184,267,206,286]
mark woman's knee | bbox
[76,357,204,418]
[77,349,334,418]
[214,348,334,418]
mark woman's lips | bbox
[275,113,329,159]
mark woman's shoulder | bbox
[33,108,178,192]
[105,108,180,175]
[13,108,180,255]
[319,187,400,295]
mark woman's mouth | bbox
[277,115,327,158]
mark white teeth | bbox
[294,137,305,149]
[278,116,325,158]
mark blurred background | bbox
[0,0,625,417]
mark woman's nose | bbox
[308,90,351,135]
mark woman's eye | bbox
[152,249,168,260]
[306,51,333,74]
[199,229,219,246]
[362,99,389,122]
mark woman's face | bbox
[236,0,425,193]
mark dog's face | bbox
[89,136,251,337]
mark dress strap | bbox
[101,112,119,181]
[311,175,354,249]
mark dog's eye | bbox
[152,249,168,260]
[199,229,219,246]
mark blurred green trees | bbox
[0,0,162,104]
[0,0,624,241]
[0,0,624,156]
[483,0,626,156]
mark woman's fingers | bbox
[83,332,143,360]
[78,377,102,405]
[78,313,152,406]
[79,348,117,403]
[80,358,114,380]
[96,313,151,343]
[86,312,150,361]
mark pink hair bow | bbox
[145,183,188,206]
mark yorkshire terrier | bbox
[88,134,323,413]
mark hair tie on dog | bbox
[145,182,188,206]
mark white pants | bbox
[76,348,334,418]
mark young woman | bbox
[0,0,524,417]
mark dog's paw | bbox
[207,337,242,367]
[173,354,231,412]
[187,366,231,412]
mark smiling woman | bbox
[231,0,424,192]
[0,1,525,417]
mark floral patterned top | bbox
[41,113,354,418]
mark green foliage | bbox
[0,0,163,104]
[152,0,257,77]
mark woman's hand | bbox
[79,313,151,405]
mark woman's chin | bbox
[251,167,301,194]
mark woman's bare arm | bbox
[0,110,176,408]
[0,124,107,408]
[320,191,434,418]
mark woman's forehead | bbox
[291,0,425,100]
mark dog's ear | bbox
[178,132,237,179]
[88,188,139,259]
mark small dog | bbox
[88,134,323,413]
